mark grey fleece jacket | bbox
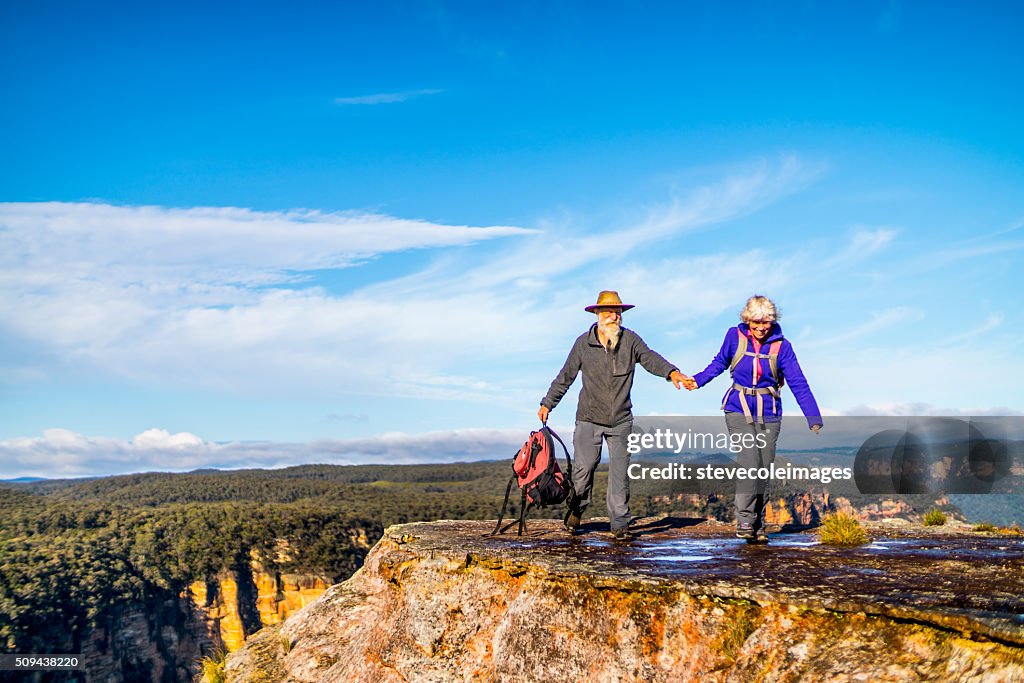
[541,324,678,427]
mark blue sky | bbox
[1,1,1022,477]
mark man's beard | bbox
[598,321,621,349]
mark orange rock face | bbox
[188,569,330,653]
[189,576,243,653]
[254,573,331,627]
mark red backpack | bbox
[489,426,575,536]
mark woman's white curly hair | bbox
[740,295,780,323]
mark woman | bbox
[686,295,822,543]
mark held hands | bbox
[670,370,698,391]
[810,424,822,434]
[538,405,550,424]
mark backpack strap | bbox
[727,330,786,425]
[517,488,530,536]
[767,340,783,388]
[729,329,784,385]
[728,328,747,375]
[723,329,748,417]
[546,426,581,522]
[544,426,574,489]
[486,474,518,536]
[730,384,780,425]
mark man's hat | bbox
[584,290,635,313]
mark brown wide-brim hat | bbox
[584,290,635,313]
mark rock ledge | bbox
[224,517,1024,682]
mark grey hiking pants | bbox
[572,419,633,531]
[725,411,781,530]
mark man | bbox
[538,290,689,540]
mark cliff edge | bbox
[223,517,1024,682]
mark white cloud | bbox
[333,89,444,105]
[132,428,205,449]
[0,427,526,478]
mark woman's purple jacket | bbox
[693,322,823,428]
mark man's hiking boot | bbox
[564,510,582,534]
[612,527,633,542]
[735,522,756,541]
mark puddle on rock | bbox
[636,538,748,563]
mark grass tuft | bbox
[818,512,869,546]
[720,605,759,661]
[973,522,997,532]
[923,508,947,526]
[198,651,226,683]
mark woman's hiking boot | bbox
[735,522,756,541]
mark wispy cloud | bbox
[622,155,825,245]
[0,201,534,396]
[926,240,1024,269]
[811,307,919,347]
[334,88,444,105]
[823,226,898,268]
[944,313,1003,345]
[398,155,823,299]
[0,202,527,278]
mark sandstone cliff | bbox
[189,569,331,653]
[224,517,1024,682]
[33,567,331,683]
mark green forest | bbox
[1,459,695,658]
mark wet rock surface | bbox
[468,517,1024,646]
[223,517,1024,682]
